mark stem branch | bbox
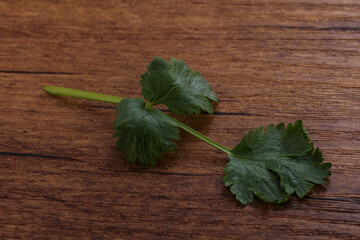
[165,115,231,154]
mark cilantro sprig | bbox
[43,57,331,204]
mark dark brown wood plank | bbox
[0,0,359,239]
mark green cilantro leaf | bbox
[113,98,180,166]
[140,57,218,115]
[224,120,332,204]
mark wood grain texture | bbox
[0,0,359,239]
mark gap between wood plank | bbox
[1,152,359,205]
[89,105,262,116]
[0,70,76,75]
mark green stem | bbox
[43,86,123,104]
[43,86,231,155]
[164,115,231,154]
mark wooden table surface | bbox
[1,0,359,239]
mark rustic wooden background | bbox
[1,0,359,239]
